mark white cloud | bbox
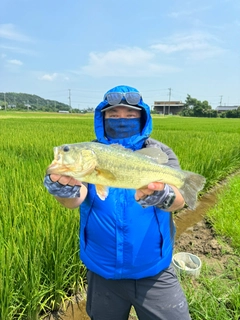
[81,47,181,77]
[0,44,35,55]
[233,20,240,27]
[169,10,195,18]
[39,73,58,81]
[7,59,23,65]
[151,32,225,60]
[0,24,30,42]
[169,6,210,18]
[38,73,69,82]
[80,33,223,78]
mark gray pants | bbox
[86,265,191,320]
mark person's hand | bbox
[135,182,165,201]
[43,174,82,198]
[135,182,177,209]
[49,174,82,187]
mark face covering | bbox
[104,118,141,139]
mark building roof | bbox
[154,101,184,107]
[215,105,239,111]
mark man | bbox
[44,85,191,320]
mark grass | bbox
[181,258,240,320]
[206,175,240,252]
[178,174,240,320]
[0,112,240,319]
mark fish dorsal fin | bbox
[110,144,132,152]
[135,147,168,164]
[110,143,124,148]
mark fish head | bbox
[46,144,97,179]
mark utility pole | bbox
[168,88,171,114]
[68,89,71,112]
[4,92,6,111]
[219,95,223,106]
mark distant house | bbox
[215,105,239,113]
[58,110,69,113]
[8,104,16,108]
[153,101,184,115]
[24,104,31,109]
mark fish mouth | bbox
[46,161,69,175]
[46,147,65,174]
[46,161,60,174]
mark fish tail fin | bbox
[180,171,206,210]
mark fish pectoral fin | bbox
[135,147,168,164]
[95,168,117,181]
[96,185,109,200]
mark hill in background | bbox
[0,92,72,112]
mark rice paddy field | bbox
[0,112,240,319]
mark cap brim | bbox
[101,104,142,112]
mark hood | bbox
[94,85,152,150]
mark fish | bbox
[46,142,206,209]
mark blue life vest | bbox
[79,85,178,279]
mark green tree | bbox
[180,94,216,117]
[225,107,240,118]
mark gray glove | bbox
[137,184,176,209]
[43,175,81,198]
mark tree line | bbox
[179,95,240,118]
[0,92,79,113]
[1,92,239,118]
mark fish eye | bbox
[63,145,70,152]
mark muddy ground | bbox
[174,181,237,271]
[43,182,238,320]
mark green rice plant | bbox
[152,116,240,134]
[0,238,17,320]
[151,118,240,191]
[180,259,240,320]
[206,175,240,252]
[0,113,240,318]
[0,116,91,319]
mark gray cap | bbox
[101,103,142,112]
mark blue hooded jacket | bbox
[94,84,152,150]
[79,85,178,279]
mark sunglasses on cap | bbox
[104,92,142,106]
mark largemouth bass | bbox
[46,142,206,209]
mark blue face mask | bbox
[104,118,141,139]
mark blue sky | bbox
[1,0,239,109]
